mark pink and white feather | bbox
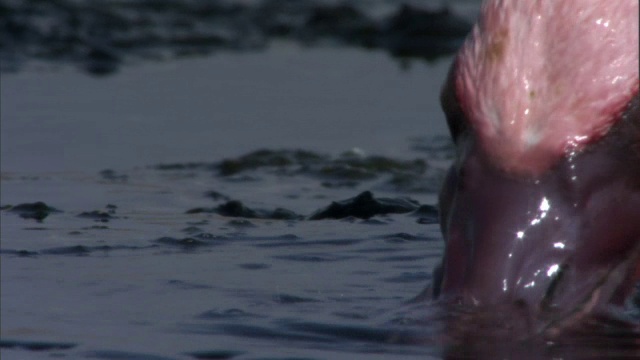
[455,0,639,175]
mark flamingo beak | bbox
[435,96,640,332]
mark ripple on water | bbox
[2,142,638,359]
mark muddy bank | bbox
[1,0,472,75]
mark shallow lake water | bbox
[1,42,457,359]
[2,1,639,359]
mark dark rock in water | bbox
[216,149,327,176]
[41,245,93,255]
[154,162,214,171]
[255,0,307,37]
[301,4,379,46]
[82,350,178,360]
[306,4,364,30]
[239,263,271,270]
[185,207,210,215]
[217,200,259,218]
[153,236,211,248]
[317,155,427,181]
[0,339,76,351]
[153,148,437,196]
[77,210,116,222]
[82,46,121,76]
[86,225,109,230]
[204,190,230,202]
[187,200,303,221]
[387,5,471,38]
[309,191,419,220]
[188,350,245,360]
[215,149,430,191]
[273,293,319,304]
[0,249,39,257]
[6,202,61,221]
[382,5,471,59]
[99,169,128,182]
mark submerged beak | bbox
[435,103,640,333]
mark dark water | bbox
[2,1,639,359]
[1,46,452,358]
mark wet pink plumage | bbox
[455,0,639,175]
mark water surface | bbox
[3,1,638,359]
[2,42,454,359]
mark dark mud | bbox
[5,201,62,221]
[1,146,447,232]
[186,200,303,221]
[184,191,425,221]
[0,339,77,351]
[0,0,471,76]
[309,191,419,220]
[158,148,450,194]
